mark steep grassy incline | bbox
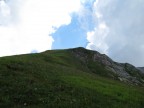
[0,48,144,108]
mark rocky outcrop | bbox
[70,47,144,86]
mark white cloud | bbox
[87,22,109,54]
[0,0,11,25]
[0,0,81,56]
[86,0,144,66]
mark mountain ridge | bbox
[0,47,144,107]
[68,47,144,85]
[138,67,144,73]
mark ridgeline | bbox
[0,47,144,108]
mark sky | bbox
[0,0,144,67]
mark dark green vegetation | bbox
[0,47,144,108]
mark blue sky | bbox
[52,14,87,49]
[0,0,144,67]
[52,1,95,49]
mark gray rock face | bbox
[70,47,144,86]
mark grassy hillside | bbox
[0,48,144,108]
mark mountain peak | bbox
[0,47,144,107]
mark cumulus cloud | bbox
[0,0,81,56]
[86,0,144,66]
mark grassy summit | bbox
[0,47,144,108]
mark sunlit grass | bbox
[0,48,143,108]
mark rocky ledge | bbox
[70,47,144,86]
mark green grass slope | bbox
[0,48,144,108]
